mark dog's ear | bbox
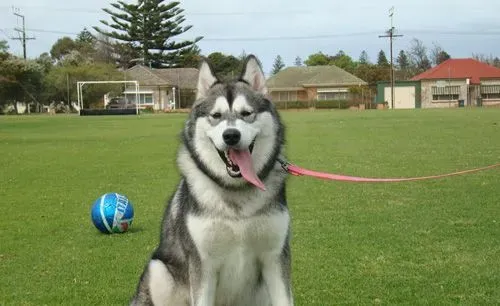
[240,55,267,95]
[196,58,218,100]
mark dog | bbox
[130,55,293,306]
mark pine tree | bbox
[359,50,369,65]
[396,50,409,70]
[377,50,389,67]
[271,55,285,75]
[93,0,202,67]
[75,28,96,60]
[76,28,95,44]
[177,44,202,68]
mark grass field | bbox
[1,108,499,305]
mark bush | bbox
[55,103,71,113]
[140,106,154,114]
[274,101,310,109]
[273,100,364,110]
[0,103,16,115]
[315,100,353,109]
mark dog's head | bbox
[182,55,284,190]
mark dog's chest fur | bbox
[187,210,289,304]
[187,210,289,258]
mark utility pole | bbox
[67,73,71,107]
[11,7,35,59]
[379,7,403,109]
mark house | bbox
[266,66,367,103]
[124,65,199,110]
[378,58,500,109]
[411,58,500,108]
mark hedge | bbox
[274,101,310,109]
[273,100,367,109]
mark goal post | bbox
[76,80,140,115]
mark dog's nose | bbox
[222,129,241,146]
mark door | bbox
[384,86,416,109]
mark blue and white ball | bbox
[91,193,134,234]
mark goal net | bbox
[76,80,139,115]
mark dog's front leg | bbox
[189,259,217,306]
[261,252,293,306]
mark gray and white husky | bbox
[130,55,293,306]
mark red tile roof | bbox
[411,58,500,84]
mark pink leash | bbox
[277,159,500,183]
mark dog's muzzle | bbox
[217,131,255,178]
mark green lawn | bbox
[1,109,499,305]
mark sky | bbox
[1,0,500,75]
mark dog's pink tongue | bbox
[228,149,266,191]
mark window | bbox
[431,85,460,101]
[125,93,154,105]
[481,85,500,99]
[144,94,153,104]
[317,88,349,101]
[482,93,500,99]
[272,91,298,101]
[432,93,459,101]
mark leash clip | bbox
[277,158,291,172]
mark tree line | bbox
[269,39,456,84]
[1,0,500,112]
[0,1,203,112]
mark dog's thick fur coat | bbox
[130,55,293,306]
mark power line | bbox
[0,5,102,13]
[24,28,80,35]
[0,28,11,40]
[13,27,500,40]
[2,24,500,48]
[1,4,499,19]
[1,5,496,17]
[6,28,383,39]
[405,29,500,36]
[203,31,382,41]
[0,28,388,40]
[0,5,372,15]
[186,10,321,16]
[379,7,403,110]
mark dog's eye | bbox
[211,112,222,119]
[241,111,252,117]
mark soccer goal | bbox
[76,80,140,115]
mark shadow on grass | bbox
[127,226,145,234]
[91,225,146,237]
